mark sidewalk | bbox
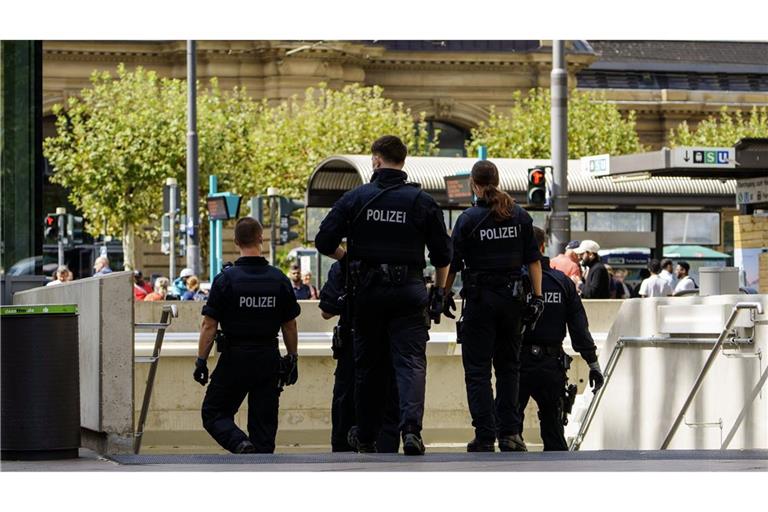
[3,448,767,472]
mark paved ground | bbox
[3,448,767,471]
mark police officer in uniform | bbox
[319,261,401,453]
[315,135,451,455]
[513,226,604,451]
[193,217,301,454]
[443,160,544,452]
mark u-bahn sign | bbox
[670,147,735,168]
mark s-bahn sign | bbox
[671,147,735,168]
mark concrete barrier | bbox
[134,299,621,450]
[14,272,135,454]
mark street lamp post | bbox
[186,40,201,275]
[549,40,570,257]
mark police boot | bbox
[402,432,426,456]
[347,426,377,454]
[498,433,528,452]
[234,439,256,454]
[467,438,495,452]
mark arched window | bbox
[426,121,470,157]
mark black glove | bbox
[428,286,446,324]
[279,353,299,387]
[193,357,209,386]
[523,295,545,330]
[442,290,457,319]
[588,362,604,392]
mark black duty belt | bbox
[522,344,562,357]
[462,270,522,289]
[354,261,423,285]
[227,336,279,347]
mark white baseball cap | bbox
[574,240,600,254]
[179,268,195,278]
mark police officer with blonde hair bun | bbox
[194,217,300,454]
[444,160,544,452]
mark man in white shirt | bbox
[659,258,676,289]
[673,261,697,295]
[639,259,673,298]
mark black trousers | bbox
[201,345,281,453]
[331,337,400,452]
[352,279,429,444]
[460,285,523,441]
[514,349,568,451]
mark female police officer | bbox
[443,160,544,452]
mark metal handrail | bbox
[133,304,178,454]
[660,302,764,449]
[570,302,761,451]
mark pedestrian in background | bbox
[182,275,207,301]
[632,268,651,298]
[302,271,319,299]
[289,263,312,299]
[93,256,112,276]
[47,265,73,286]
[133,270,153,300]
[171,267,195,298]
[659,258,676,289]
[674,261,698,295]
[550,240,583,287]
[575,240,610,299]
[144,277,171,301]
[639,259,673,298]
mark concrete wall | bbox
[581,295,768,450]
[133,299,622,450]
[14,272,135,453]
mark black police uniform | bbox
[200,256,301,453]
[315,168,451,446]
[450,200,541,443]
[319,261,401,453]
[514,256,598,451]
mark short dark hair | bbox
[661,258,673,270]
[677,261,690,273]
[289,263,300,272]
[371,135,407,164]
[533,226,547,249]
[234,217,263,247]
[649,259,662,274]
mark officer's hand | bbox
[279,353,299,387]
[193,357,209,386]
[523,295,545,329]
[442,290,457,319]
[588,362,604,392]
[428,286,446,324]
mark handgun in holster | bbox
[563,383,577,426]
[214,330,228,353]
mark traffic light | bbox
[67,214,84,244]
[247,196,265,225]
[278,196,304,245]
[44,214,59,242]
[527,166,547,207]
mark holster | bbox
[214,330,228,353]
[331,319,352,360]
[563,383,577,426]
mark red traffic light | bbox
[529,169,545,185]
[45,215,56,226]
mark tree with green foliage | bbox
[669,106,768,147]
[467,88,645,159]
[238,83,437,201]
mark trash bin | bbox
[1,304,80,460]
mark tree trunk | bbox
[122,222,136,270]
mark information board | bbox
[444,174,472,203]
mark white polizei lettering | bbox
[478,225,519,241]
[366,209,407,224]
[544,291,562,303]
[239,296,277,308]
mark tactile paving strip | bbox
[108,449,768,465]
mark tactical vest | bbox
[462,205,527,272]
[220,265,286,342]
[525,268,569,345]
[348,182,426,266]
